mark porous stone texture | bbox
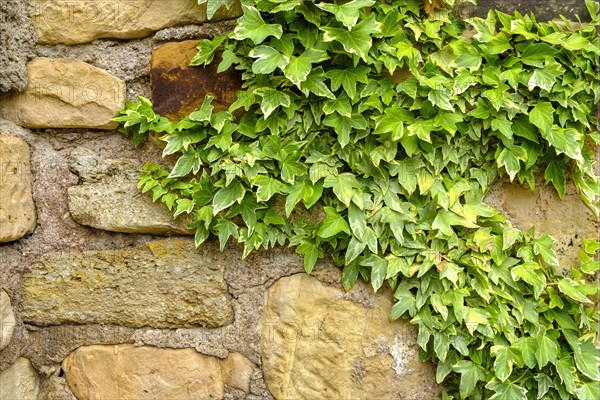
[62,344,255,400]
[454,0,590,21]
[0,0,36,92]
[0,358,40,400]
[485,178,598,270]
[0,58,125,129]
[0,134,36,243]
[260,273,441,400]
[67,148,193,235]
[30,0,242,45]
[0,290,15,351]
[20,239,234,329]
[151,40,242,120]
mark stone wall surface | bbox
[0,1,597,400]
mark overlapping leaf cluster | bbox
[114,0,600,398]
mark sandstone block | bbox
[1,290,16,351]
[0,134,36,243]
[68,148,193,235]
[0,58,125,129]
[30,0,242,45]
[151,40,242,120]
[0,358,40,400]
[62,345,254,400]
[21,239,234,329]
[260,273,440,400]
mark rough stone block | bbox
[0,358,40,400]
[21,239,234,329]
[1,290,15,350]
[0,133,36,243]
[62,345,254,400]
[67,148,193,235]
[30,0,243,45]
[151,40,242,121]
[454,0,590,21]
[260,273,440,400]
[0,58,125,129]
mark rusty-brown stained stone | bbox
[151,40,242,121]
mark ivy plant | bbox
[114,0,600,398]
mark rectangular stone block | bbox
[21,239,234,329]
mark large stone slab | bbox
[260,273,440,400]
[0,134,36,243]
[0,58,125,129]
[68,148,193,235]
[62,345,254,400]
[454,0,590,21]
[1,290,15,350]
[0,358,40,400]
[151,40,242,120]
[21,239,234,328]
[30,0,243,45]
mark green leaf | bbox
[214,219,239,251]
[533,233,559,266]
[213,181,246,215]
[557,278,592,304]
[544,161,567,198]
[556,357,578,395]
[536,331,558,368]
[296,241,323,274]
[577,382,600,400]
[521,42,559,67]
[452,53,482,71]
[511,262,546,298]
[362,255,388,291]
[232,5,283,44]
[497,146,527,181]
[324,173,360,207]
[528,62,564,91]
[316,0,375,29]
[529,102,554,135]
[342,263,359,291]
[300,69,335,99]
[249,45,289,74]
[348,202,366,239]
[486,381,528,400]
[283,53,312,86]
[514,337,537,369]
[542,127,583,164]
[389,291,416,320]
[254,87,291,118]
[572,337,600,381]
[189,35,225,66]
[321,13,381,61]
[453,361,486,398]
[326,66,370,100]
[318,206,351,238]
[491,345,524,381]
[169,151,199,178]
[254,176,286,202]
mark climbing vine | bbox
[115,0,600,398]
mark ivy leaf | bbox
[317,0,375,29]
[362,255,388,291]
[283,54,312,86]
[342,263,359,291]
[321,13,381,61]
[254,175,286,202]
[533,233,559,266]
[496,146,527,181]
[169,151,200,178]
[189,96,214,122]
[544,160,567,198]
[254,87,291,118]
[318,206,351,238]
[514,337,537,369]
[556,357,578,395]
[213,181,246,215]
[577,382,600,400]
[528,62,564,91]
[373,105,412,139]
[428,88,454,111]
[529,102,554,135]
[324,173,360,207]
[453,361,486,398]
[300,69,335,99]
[536,331,558,368]
[214,219,239,251]
[389,291,416,320]
[486,381,528,400]
[348,202,367,239]
[198,0,235,20]
[296,241,323,274]
[189,35,225,66]
[571,337,600,381]
[249,45,289,74]
[232,5,283,44]
[511,262,546,298]
[521,42,559,67]
[542,127,583,164]
[326,66,370,100]
[557,278,592,304]
[491,345,523,381]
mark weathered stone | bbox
[151,40,242,120]
[0,134,36,243]
[30,0,242,45]
[0,58,125,129]
[0,0,36,92]
[21,239,234,329]
[260,273,440,400]
[67,148,193,235]
[62,345,253,400]
[485,178,598,270]
[0,290,15,351]
[0,358,40,400]
[221,352,255,393]
[454,0,590,21]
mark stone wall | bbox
[0,1,597,400]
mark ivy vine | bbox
[114,0,600,398]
